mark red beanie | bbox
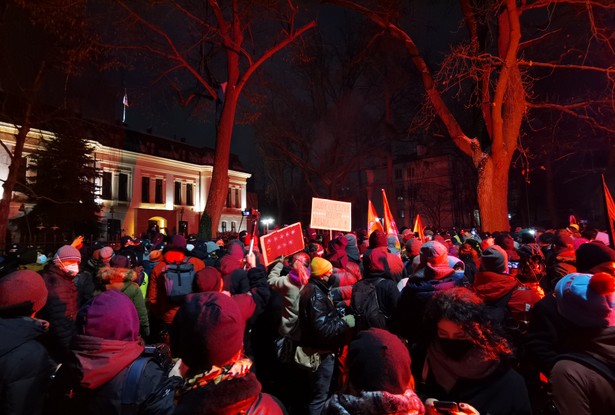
[0,270,48,315]
[194,267,223,293]
[171,292,245,370]
[347,328,412,394]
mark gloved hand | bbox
[342,314,355,328]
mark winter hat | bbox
[171,292,245,370]
[194,267,223,293]
[99,246,114,263]
[110,255,130,269]
[53,245,81,265]
[363,247,389,274]
[311,257,333,278]
[387,235,400,255]
[405,238,422,258]
[576,242,615,273]
[420,241,448,266]
[494,233,515,252]
[171,234,187,249]
[205,241,220,253]
[77,290,140,341]
[369,230,388,249]
[344,234,361,263]
[347,328,412,394]
[481,245,508,274]
[0,270,48,315]
[149,249,163,262]
[555,273,615,328]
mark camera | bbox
[242,208,259,217]
[433,401,460,414]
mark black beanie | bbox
[576,242,615,273]
[481,245,508,274]
[347,328,411,394]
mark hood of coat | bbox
[472,271,517,301]
[323,389,425,415]
[97,266,137,285]
[0,317,48,358]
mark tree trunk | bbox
[0,124,29,251]
[201,90,238,238]
[476,156,511,231]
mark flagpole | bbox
[602,175,615,249]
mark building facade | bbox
[0,121,252,242]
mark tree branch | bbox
[324,0,480,161]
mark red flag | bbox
[122,92,129,108]
[381,189,401,251]
[602,175,615,248]
[413,214,425,241]
[368,200,384,236]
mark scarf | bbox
[426,341,499,393]
[177,356,253,397]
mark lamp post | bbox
[261,217,274,234]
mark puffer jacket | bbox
[98,266,150,337]
[0,317,52,415]
[175,372,285,415]
[545,248,576,292]
[38,264,78,363]
[298,277,350,352]
[148,250,205,325]
[472,271,543,322]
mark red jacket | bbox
[472,271,543,321]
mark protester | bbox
[322,328,425,415]
[47,290,179,414]
[0,270,51,415]
[171,291,286,414]
[550,272,615,414]
[37,244,82,364]
[298,257,354,415]
[420,288,532,415]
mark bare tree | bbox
[327,0,615,231]
[91,1,316,237]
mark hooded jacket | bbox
[98,266,150,337]
[218,241,246,291]
[0,317,52,415]
[472,271,543,322]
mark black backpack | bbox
[484,287,516,326]
[163,258,195,303]
[351,277,387,331]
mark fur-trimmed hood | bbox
[97,266,138,285]
[323,389,425,415]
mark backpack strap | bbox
[121,356,150,415]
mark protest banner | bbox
[310,197,352,232]
[259,222,305,266]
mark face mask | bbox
[63,263,80,276]
[438,338,475,361]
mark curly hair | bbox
[424,287,512,360]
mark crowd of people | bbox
[0,223,614,415]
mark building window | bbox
[186,183,194,206]
[155,179,163,204]
[221,221,227,232]
[226,189,231,207]
[118,173,128,201]
[102,171,112,200]
[174,181,182,205]
[234,188,240,208]
[231,221,237,232]
[141,177,150,203]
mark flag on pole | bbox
[367,200,384,236]
[602,175,615,248]
[122,91,129,108]
[413,214,425,241]
[381,189,401,252]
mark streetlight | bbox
[261,217,274,233]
